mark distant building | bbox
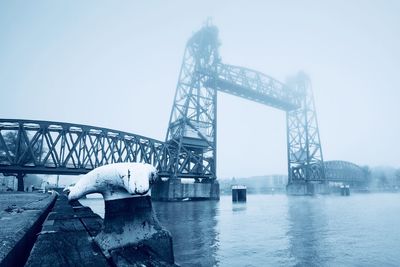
[220,175,288,194]
[0,175,17,191]
[0,174,44,192]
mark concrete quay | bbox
[24,195,109,267]
[0,192,177,266]
[0,192,56,267]
[26,195,177,266]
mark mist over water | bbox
[2,1,399,266]
[1,1,399,178]
[81,193,400,266]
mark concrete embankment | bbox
[25,195,109,266]
[1,192,177,266]
[0,192,57,267]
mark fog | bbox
[0,1,399,178]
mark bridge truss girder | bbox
[324,160,365,185]
[209,63,299,111]
[0,119,173,176]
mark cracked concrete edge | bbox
[0,193,57,267]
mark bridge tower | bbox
[286,73,327,195]
[151,24,220,200]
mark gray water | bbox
[80,194,400,266]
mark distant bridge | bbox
[324,160,366,185]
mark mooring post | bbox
[95,196,174,264]
[67,163,176,266]
[232,185,247,202]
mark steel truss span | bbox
[1,23,327,185]
[0,119,172,176]
[324,160,366,185]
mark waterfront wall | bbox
[0,192,56,267]
[25,195,176,266]
[25,195,109,266]
[0,192,177,266]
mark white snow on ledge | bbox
[68,162,157,201]
[232,185,247,190]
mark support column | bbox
[17,173,25,192]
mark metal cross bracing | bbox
[207,63,299,111]
[165,24,220,181]
[324,160,365,185]
[0,119,174,176]
[286,73,326,185]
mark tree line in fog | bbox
[361,165,400,190]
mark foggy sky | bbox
[0,1,399,178]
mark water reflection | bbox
[79,194,400,266]
[286,197,329,266]
[153,200,219,267]
[232,202,247,212]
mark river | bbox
[80,193,400,266]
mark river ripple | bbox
[80,193,400,267]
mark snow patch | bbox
[68,163,157,201]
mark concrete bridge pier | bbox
[287,181,329,196]
[151,179,220,201]
[95,196,175,265]
[16,173,25,192]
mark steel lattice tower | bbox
[165,24,220,181]
[286,73,326,187]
